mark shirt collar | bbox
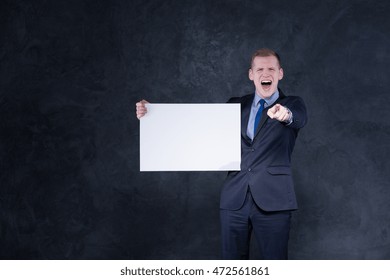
[253,90,279,108]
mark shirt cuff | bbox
[285,108,293,125]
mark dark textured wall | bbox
[1,0,389,259]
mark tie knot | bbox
[259,99,265,107]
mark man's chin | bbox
[257,89,275,99]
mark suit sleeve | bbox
[286,96,308,130]
[226,97,241,103]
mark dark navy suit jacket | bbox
[220,90,307,211]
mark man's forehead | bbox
[253,56,278,64]
[252,56,280,69]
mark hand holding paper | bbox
[136,100,149,119]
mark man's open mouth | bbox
[261,80,272,86]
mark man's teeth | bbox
[261,80,272,85]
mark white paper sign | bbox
[140,103,241,171]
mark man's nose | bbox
[263,71,271,76]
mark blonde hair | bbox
[250,48,282,68]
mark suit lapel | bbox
[241,94,253,143]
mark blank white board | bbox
[140,103,241,171]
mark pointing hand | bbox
[267,104,291,123]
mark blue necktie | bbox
[254,99,265,135]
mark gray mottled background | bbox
[1,0,389,259]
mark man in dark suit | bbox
[136,48,307,260]
[220,49,307,260]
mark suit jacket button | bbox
[248,168,252,172]
[251,148,255,152]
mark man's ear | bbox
[279,68,284,80]
[248,68,254,81]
